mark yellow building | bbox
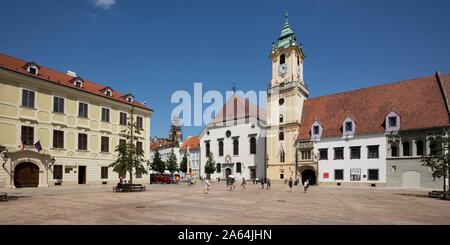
[0,53,152,188]
[266,14,309,182]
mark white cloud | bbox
[93,0,116,10]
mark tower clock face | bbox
[278,63,287,77]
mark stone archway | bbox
[301,169,317,185]
[225,168,232,179]
[14,162,40,188]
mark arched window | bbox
[216,163,221,173]
[236,162,242,173]
[218,141,224,156]
[279,114,284,123]
[233,139,239,155]
[279,131,284,141]
[391,144,399,157]
[297,55,300,65]
[250,137,256,154]
[416,140,424,156]
[205,142,210,157]
[280,54,286,64]
[402,141,410,156]
[280,150,285,163]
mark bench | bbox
[0,192,7,202]
[113,184,145,192]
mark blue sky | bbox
[1,0,450,138]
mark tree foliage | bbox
[421,129,450,193]
[109,109,148,184]
[166,148,178,174]
[204,153,216,179]
[150,149,166,174]
[179,153,188,174]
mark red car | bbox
[150,174,175,184]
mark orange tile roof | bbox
[212,95,266,124]
[180,136,200,151]
[150,138,176,151]
[298,73,450,140]
[0,53,151,111]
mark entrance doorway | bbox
[250,169,256,179]
[301,169,316,185]
[14,162,39,188]
[78,166,86,184]
[225,168,232,179]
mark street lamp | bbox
[50,157,56,166]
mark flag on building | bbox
[34,141,42,152]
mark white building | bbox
[149,138,182,174]
[180,136,201,178]
[296,72,450,189]
[200,96,266,181]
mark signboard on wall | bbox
[323,172,329,179]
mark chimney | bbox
[67,70,77,77]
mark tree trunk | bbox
[130,169,133,185]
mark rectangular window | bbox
[388,116,397,127]
[319,148,328,160]
[280,151,285,163]
[120,112,127,125]
[53,165,63,180]
[334,147,344,160]
[301,150,311,160]
[136,116,143,129]
[119,139,126,146]
[78,133,88,151]
[21,126,34,146]
[280,173,284,179]
[101,136,109,153]
[22,89,35,108]
[368,169,379,181]
[350,146,361,159]
[101,166,108,179]
[233,140,239,155]
[101,108,110,122]
[136,172,142,179]
[53,130,64,149]
[350,168,361,181]
[216,164,221,173]
[368,145,379,159]
[391,144,399,157]
[78,102,88,118]
[345,122,353,132]
[334,169,344,180]
[313,126,320,135]
[205,142,210,157]
[136,141,143,153]
[53,96,65,113]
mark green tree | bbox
[166,148,178,174]
[150,149,166,174]
[179,153,188,174]
[109,108,147,184]
[421,129,450,195]
[204,153,216,179]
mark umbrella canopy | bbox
[228,175,235,178]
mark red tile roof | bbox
[212,95,266,124]
[180,136,200,151]
[150,138,176,151]
[0,53,151,111]
[298,73,450,140]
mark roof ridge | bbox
[307,73,450,101]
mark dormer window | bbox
[105,89,112,97]
[345,121,353,132]
[73,79,83,88]
[125,94,134,103]
[280,54,286,64]
[311,120,323,141]
[385,111,400,133]
[342,116,356,138]
[24,62,39,75]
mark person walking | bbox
[231,177,236,191]
[288,177,293,192]
[226,177,230,190]
[261,177,265,189]
[266,178,271,190]
[204,179,211,193]
[241,177,246,190]
[304,179,309,193]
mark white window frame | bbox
[52,95,66,114]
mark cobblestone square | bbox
[1,183,449,225]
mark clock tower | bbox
[266,13,309,181]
